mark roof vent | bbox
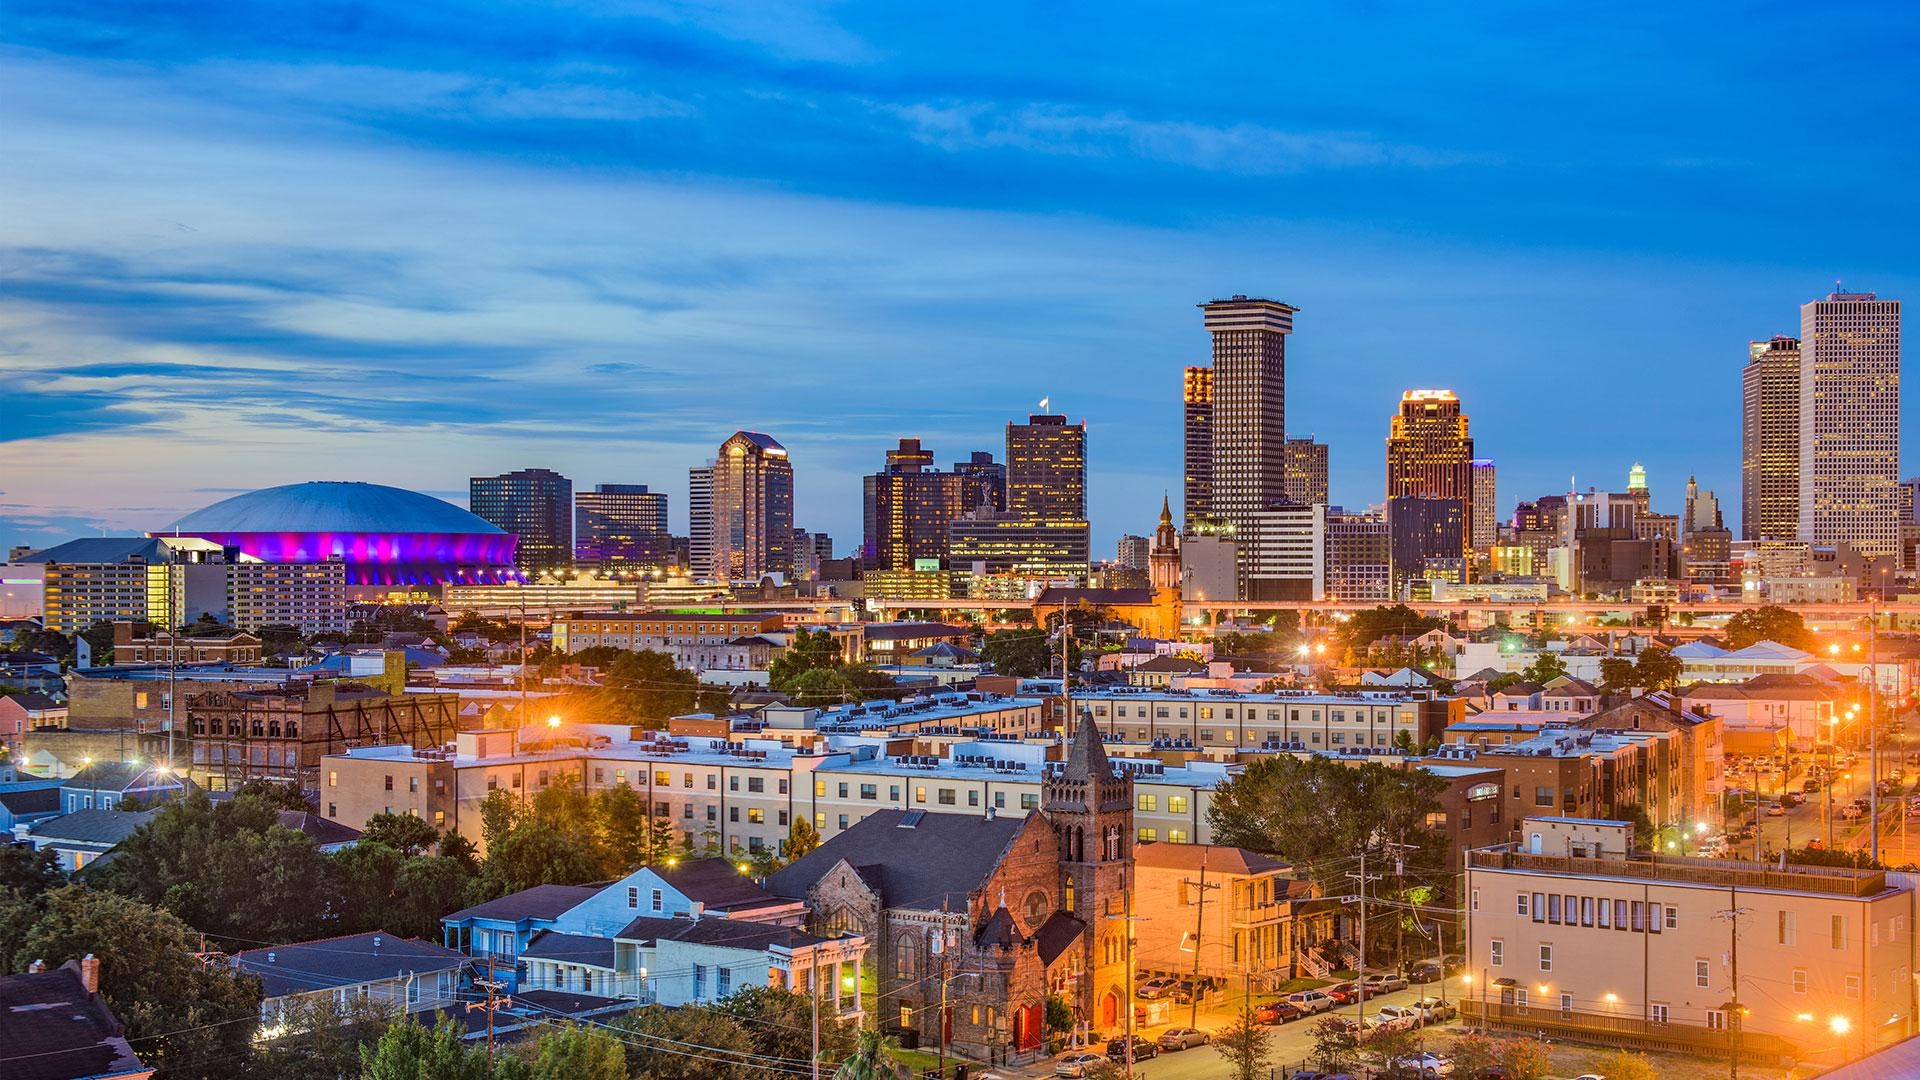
[267,952,277,963]
[372,936,382,948]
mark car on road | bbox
[1391,1052,1455,1077]
[1106,1035,1157,1063]
[1053,1053,1104,1078]
[1135,976,1178,999]
[1363,972,1410,993]
[1442,954,1464,971]
[1409,960,1443,983]
[1324,981,1366,1005]
[1156,1027,1210,1051]
[1253,998,1303,1024]
[1410,996,1457,1021]
[1286,989,1335,1014]
[1766,803,1786,816]
[1372,1005,1422,1031]
[1805,778,1824,792]
[1807,837,1828,851]
[1843,803,1867,821]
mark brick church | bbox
[766,710,1135,1059]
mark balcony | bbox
[1467,848,1886,898]
[1460,999,1800,1062]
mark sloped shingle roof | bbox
[765,809,1025,911]
[233,932,467,999]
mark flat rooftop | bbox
[1468,846,1890,899]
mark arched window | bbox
[1023,889,1050,923]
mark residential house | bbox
[274,810,363,853]
[22,809,158,871]
[234,932,467,1030]
[56,762,191,815]
[1127,656,1207,688]
[1541,677,1601,715]
[0,779,64,834]
[0,956,152,1080]
[1682,673,1844,751]
[1129,842,1334,986]
[0,692,67,754]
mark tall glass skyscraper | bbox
[573,484,669,570]
[469,467,573,574]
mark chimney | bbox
[689,901,705,922]
[80,954,99,994]
[28,959,46,974]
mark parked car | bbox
[1411,996,1457,1021]
[1135,976,1178,999]
[1807,837,1828,851]
[1391,1052,1455,1077]
[1372,1005,1421,1031]
[1285,989,1336,1015]
[1156,1027,1209,1051]
[1253,998,1303,1024]
[1804,778,1823,792]
[1843,804,1867,821]
[1409,961,1443,984]
[1766,803,1786,816]
[1054,1053,1103,1078]
[1442,954,1464,971]
[1363,972,1410,993]
[1106,1035,1157,1062]
[1324,981,1365,1005]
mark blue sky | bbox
[3,1,1917,557]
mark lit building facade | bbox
[1386,390,1475,555]
[1388,495,1467,595]
[1006,414,1086,522]
[1799,292,1901,559]
[470,468,573,575]
[860,439,1000,571]
[700,432,795,581]
[574,484,670,570]
[1325,510,1392,603]
[1471,459,1498,552]
[1201,296,1294,526]
[1183,365,1214,528]
[1282,438,1329,508]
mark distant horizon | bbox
[3,3,1914,557]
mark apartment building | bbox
[1482,727,1690,833]
[551,611,787,669]
[1073,686,1459,755]
[111,623,263,665]
[1131,842,1332,986]
[1464,818,1915,1063]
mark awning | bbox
[1492,978,1518,988]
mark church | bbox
[765,710,1136,1060]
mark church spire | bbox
[1063,707,1111,782]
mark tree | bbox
[484,818,603,892]
[710,985,857,1066]
[1207,756,1448,876]
[1367,1024,1419,1076]
[770,629,845,687]
[1444,1031,1501,1078]
[527,1022,626,1080]
[479,790,523,852]
[251,995,393,1080]
[784,666,861,708]
[1634,646,1682,691]
[1521,650,1567,684]
[1044,993,1076,1035]
[8,885,262,1080]
[1725,605,1811,650]
[361,812,441,856]
[1308,1016,1359,1072]
[612,1005,760,1080]
[785,819,821,861]
[1339,605,1444,652]
[979,629,1051,678]
[1210,1007,1272,1080]
[439,830,481,873]
[596,783,672,873]
[1494,1035,1553,1080]
[602,649,704,723]
[359,1016,493,1080]
[1598,656,1638,693]
[832,1027,903,1080]
[0,843,63,898]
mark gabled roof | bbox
[276,811,363,847]
[1135,656,1206,673]
[1728,640,1811,662]
[653,858,790,913]
[1494,681,1544,696]
[1132,842,1290,876]
[1034,911,1087,968]
[765,809,1025,911]
[0,962,148,1080]
[1543,678,1599,696]
[0,692,62,711]
[0,784,62,818]
[1671,641,1730,659]
[233,932,466,999]
[523,931,616,969]
[63,761,182,795]
[29,809,158,847]
[615,915,827,952]
[863,622,970,641]
[444,883,601,924]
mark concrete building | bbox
[1386,390,1475,555]
[1388,496,1467,595]
[1470,459,1498,552]
[1115,534,1149,571]
[698,432,796,581]
[1324,509,1392,603]
[1183,365,1214,528]
[1464,818,1915,1063]
[551,611,786,669]
[1800,292,1902,559]
[1237,502,1326,601]
[861,439,1001,572]
[574,484,670,570]
[471,468,574,575]
[1179,530,1239,604]
[1282,438,1329,508]
[13,538,172,634]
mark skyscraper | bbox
[1469,459,1497,552]
[1282,438,1329,507]
[861,438,1002,571]
[1182,365,1213,527]
[470,467,573,574]
[1799,291,1901,558]
[1387,496,1466,594]
[573,484,669,570]
[698,432,794,581]
[688,466,713,578]
[1006,414,1086,521]
[1742,335,1801,541]
[1385,390,1474,554]
[1201,296,1294,523]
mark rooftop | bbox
[0,963,147,1080]
[1468,846,1891,899]
[17,537,167,565]
[164,481,503,535]
[233,932,467,998]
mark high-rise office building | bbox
[1282,438,1329,508]
[1742,335,1801,541]
[573,484,669,570]
[953,452,1007,512]
[698,432,795,581]
[1201,297,1295,524]
[1182,365,1213,527]
[861,439,1002,571]
[1324,509,1392,603]
[1115,534,1149,570]
[1387,496,1466,595]
[1469,459,1497,552]
[1385,390,1474,555]
[688,466,713,578]
[1238,502,1325,601]
[1799,291,1901,558]
[1006,414,1086,521]
[470,467,573,574]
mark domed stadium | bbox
[156,481,519,587]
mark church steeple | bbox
[1150,493,1181,592]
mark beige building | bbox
[552,611,786,668]
[1131,842,1330,990]
[1799,292,1901,559]
[1465,818,1916,1064]
[1075,686,1457,755]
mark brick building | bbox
[186,681,462,791]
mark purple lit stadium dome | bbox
[157,481,519,587]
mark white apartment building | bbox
[1800,291,1902,560]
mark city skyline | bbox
[4,4,1919,557]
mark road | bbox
[1725,728,1920,867]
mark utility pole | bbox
[1060,598,1071,738]
[1104,876,1145,1080]
[1184,851,1219,1029]
[1714,890,1753,1080]
[1870,596,1881,864]
[1345,849,1383,1029]
[937,900,951,1080]
[467,977,510,1061]
[810,955,821,1080]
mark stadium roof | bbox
[163,481,503,535]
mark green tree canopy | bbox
[1338,605,1445,652]
[1634,646,1682,691]
[1521,650,1568,684]
[1725,605,1811,650]
[360,811,441,856]
[1598,656,1637,693]
[979,629,1052,677]
[611,1005,762,1080]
